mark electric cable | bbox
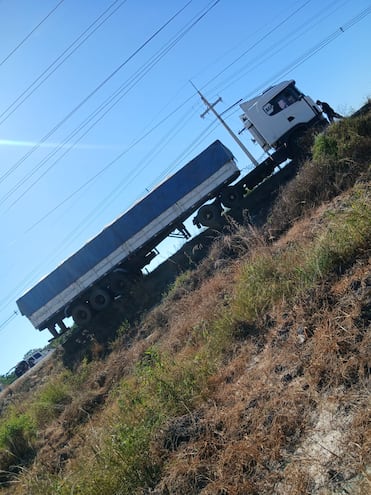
[2,1,368,312]
[2,0,360,221]
[0,0,194,186]
[205,0,350,97]
[0,0,128,126]
[0,311,18,332]
[0,0,65,67]
[0,0,220,210]
[201,0,313,92]
[2,0,362,228]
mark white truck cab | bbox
[240,80,324,152]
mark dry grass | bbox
[266,111,371,238]
[0,111,370,495]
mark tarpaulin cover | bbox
[16,140,235,317]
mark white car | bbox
[27,351,45,367]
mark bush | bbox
[312,133,339,161]
[235,187,370,323]
[30,374,72,427]
[0,412,36,474]
[267,111,371,237]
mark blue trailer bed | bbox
[16,140,239,330]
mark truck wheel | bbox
[71,303,92,326]
[89,288,111,311]
[110,272,130,295]
[196,203,223,228]
[286,129,306,159]
[220,186,242,208]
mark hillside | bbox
[0,108,370,494]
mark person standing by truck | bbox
[316,100,344,123]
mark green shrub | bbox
[312,133,338,161]
[312,112,371,163]
[267,111,371,236]
[235,187,370,323]
[31,375,72,427]
[0,412,36,460]
[308,189,371,275]
[232,246,307,323]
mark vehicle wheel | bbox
[71,303,92,326]
[196,202,223,228]
[219,186,242,208]
[89,288,111,311]
[286,129,308,159]
[110,271,130,295]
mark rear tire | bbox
[89,288,111,311]
[196,202,223,228]
[71,303,92,327]
[110,271,130,295]
[220,186,242,208]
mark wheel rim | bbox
[89,289,111,311]
[111,273,129,295]
[220,187,241,208]
[197,203,222,228]
[72,304,92,326]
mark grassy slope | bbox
[0,109,370,495]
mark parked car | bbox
[27,351,44,367]
[15,360,30,378]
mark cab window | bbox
[263,86,301,116]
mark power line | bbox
[205,0,350,97]
[0,311,18,333]
[0,0,220,211]
[0,0,194,187]
[243,5,371,101]
[1,1,368,311]
[3,0,366,225]
[0,0,128,127]
[0,0,65,67]
[201,0,313,91]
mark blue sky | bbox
[0,0,370,375]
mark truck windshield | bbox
[263,85,301,116]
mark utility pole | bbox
[191,82,259,167]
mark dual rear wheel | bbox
[71,288,112,326]
[70,270,139,326]
[219,185,243,208]
[194,186,243,228]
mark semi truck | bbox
[16,80,326,338]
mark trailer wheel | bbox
[196,202,222,228]
[220,186,242,208]
[71,303,92,327]
[89,288,111,311]
[110,271,130,295]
